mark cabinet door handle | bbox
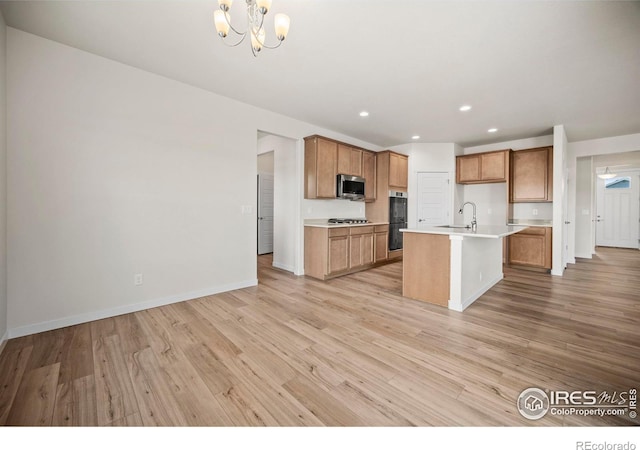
[564,221,571,224]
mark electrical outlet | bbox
[582,209,590,215]
[134,274,143,286]
[241,205,253,215]
[487,208,492,215]
[479,272,483,281]
[532,209,539,216]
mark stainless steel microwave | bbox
[337,174,366,201]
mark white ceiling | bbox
[1,1,639,148]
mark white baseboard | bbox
[7,278,258,339]
[272,261,295,273]
[449,274,503,312]
[0,330,8,356]
[575,252,593,259]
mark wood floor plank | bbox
[52,375,98,426]
[5,363,60,426]
[0,346,33,425]
[283,375,364,426]
[92,334,139,425]
[57,323,94,385]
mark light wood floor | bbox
[0,247,638,426]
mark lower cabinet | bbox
[374,225,389,263]
[507,227,552,269]
[328,230,349,274]
[304,224,390,280]
[350,227,374,269]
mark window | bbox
[605,176,631,189]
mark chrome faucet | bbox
[458,202,477,231]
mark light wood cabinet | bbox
[456,149,509,184]
[305,136,337,199]
[508,227,552,269]
[362,150,377,201]
[328,230,349,274]
[304,224,388,280]
[389,152,408,190]
[365,151,408,224]
[305,135,374,199]
[349,226,374,269]
[374,225,389,263]
[337,144,363,177]
[510,146,553,202]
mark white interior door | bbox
[257,173,274,255]
[416,172,449,228]
[596,172,639,249]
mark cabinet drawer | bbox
[328,228,349,237]
[374,224,389,233]
[350,226,374,235]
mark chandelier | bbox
[213,0,291,57]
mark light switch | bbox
[582,209,590,215]
[241,205,253,215]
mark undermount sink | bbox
[436,225,471,229]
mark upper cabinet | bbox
[362,150,377,201]
[304,135,337,199]
[388,152,409,190]
[337,144,363,177]
[304,135,377,201]
[456,149,510,184]
[510,146,553,203]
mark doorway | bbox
[596,171,640,249]
[416,172,450,227]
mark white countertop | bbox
[507,219,552,228]
[400,225,529,239]
[304,219,389,228]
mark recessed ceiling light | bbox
[359,111,369,117]
[459,105,472,112]
[488,128,498,133]
[411,135,420,140]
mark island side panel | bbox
[402,232,450,306]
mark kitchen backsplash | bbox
[511,202,553,220]
[302,198,365,220]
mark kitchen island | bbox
[400,225,527,311]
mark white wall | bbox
[552,125,568,276]
[575,157,593,258]
[0,12,7,349]
[394,143,457,228]
[257,151,274,175]
[5,28,379,337]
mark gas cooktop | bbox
[328,218,369,224]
